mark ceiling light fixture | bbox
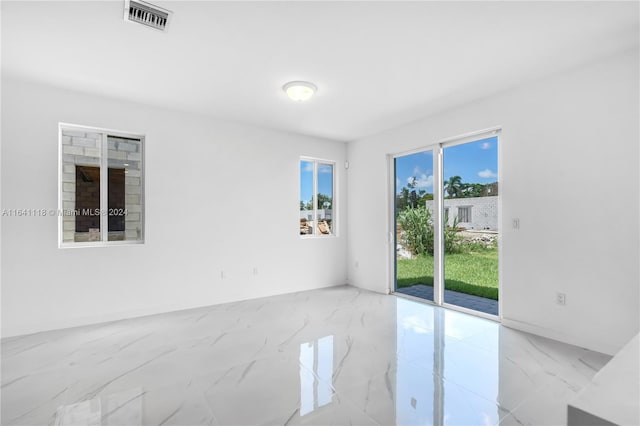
[283,81,317,102]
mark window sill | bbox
[299,234,338,239]
[59,240,145,249]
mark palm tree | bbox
[444,175,463,198]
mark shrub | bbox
[443,216,463,254]
[397,206,434,255]
[397,206,462,255]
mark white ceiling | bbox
[2,1,638,142]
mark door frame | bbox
[388,126,503,321]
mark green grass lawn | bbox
[396,249,499,300]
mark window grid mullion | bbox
[100,133,108,242]
[313,161,318,232]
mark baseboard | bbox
[1,302,195,339]
[501,317,618,356]
[2,282,348,339]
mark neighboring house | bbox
[426,196,498,230]
[300,209,333,221]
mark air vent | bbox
[124,0,171,31]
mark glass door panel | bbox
[442,137,499,315]
[394,150,435,302]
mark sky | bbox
[300,136,498,204]
[395,136,498,194]
[300,161,334,205]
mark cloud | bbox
[481,142,491,150]
[318,164,333,174]
[402,315,430,334]
[302,162,333,173]
[408,174,433,188]
[409,166,433,188]
[478,169,498,179]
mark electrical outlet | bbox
[556,292,566,306]
[512,218,520,229]
[221,270,226,280]
[253,267,258,276]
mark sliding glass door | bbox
[392,131,500,317]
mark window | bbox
[59,124,144,246]
[299,158,335,236]
[458,206,472,223]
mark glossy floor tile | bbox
[1,286,611,425]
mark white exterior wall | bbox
[426,196,498,230]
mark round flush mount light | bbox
[283,81,317,102]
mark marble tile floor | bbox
[1,285,611,426]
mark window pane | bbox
[300,160,314,234]
[443,136,499,315]
[394,150,435,301]
[108,136,143,241]
[317,163,333,235]
[108,168,125,239]
[61,129,102,243]
[75,166,101,241]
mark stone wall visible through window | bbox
[60,126,144,246]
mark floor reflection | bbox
[54,387,143,426]
[299,336,334,416]
[395,298,501,425]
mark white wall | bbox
[347,49,639,355]
[1,77,348,337]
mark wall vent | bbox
[124,0,171,31]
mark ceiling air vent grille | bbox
[124,0,171,31]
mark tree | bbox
[397,187,410,210]
[444,175,463,198]
[408,190,418,208]
[397,178,435,210]
[461,183,483,198]
[317,193,332,210]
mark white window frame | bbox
[300,157,337,238]
[58,123,145,248]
